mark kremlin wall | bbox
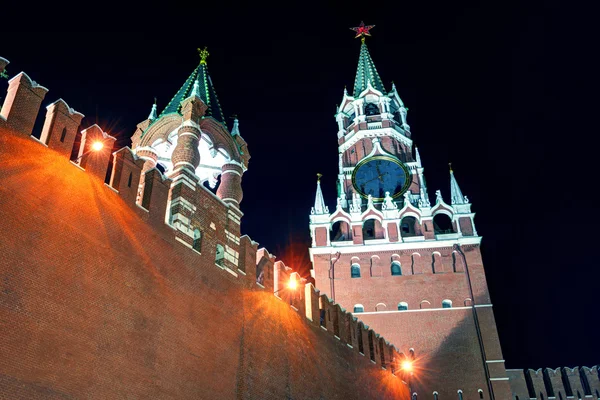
[0,53,598,400]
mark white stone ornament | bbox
[435,190,443,204]
[350,192,362,213]
[418,188,431,208]
[367,194,374,208]
[382,191,397,210]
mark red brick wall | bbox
[0,128,408,399]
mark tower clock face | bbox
[351,155,411,200]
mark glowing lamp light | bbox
[287,277,298,290]
[91,141,104,151]
[402,360,413,372]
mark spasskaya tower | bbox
[308,22,512,399]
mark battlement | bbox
[0,56,412,399]
[507,366,600,399]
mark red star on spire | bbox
[350,21,375,40]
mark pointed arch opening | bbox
[330,220,351,242]
[433,213,453,234]
[400,216,419,237]
[363,218,384,240]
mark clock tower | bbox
[309,23,512,399]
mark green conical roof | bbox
[160,62,225,122]
[353,41,386,97]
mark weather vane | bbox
[198,47,209,65]
[350,21,375,43]
[317,173,323,182]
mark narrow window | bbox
[559,393,564,400]
[357,326,364,354]
[215,244,225,267]
[560,368,573,396]
[351,263,361,278]
[391,261,402,276]
[579,368,592,395]
[193,229,202,252]
[442,299,453,308]
[368,330,375,362]
[412,393,417,400]
[458,390,463,400]
[127,172,132,188]
[577,390,582,399]
[540,393,545,400]
[515,396,519,400]
[433,392,439,400]
[398,302,408,311]
[353,305,364,313]
[479,389,484,399]
[60,127,67,142]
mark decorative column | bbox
[216,160,244,207]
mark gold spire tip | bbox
[198,47,209,65]
[448,162,453,172]
[317,173,323,182]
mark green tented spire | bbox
[353,41,386,97]
[159,48,225,122]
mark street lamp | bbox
[75,140,106,162]
[273,275,300,295]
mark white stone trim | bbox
[353,305,490,316]
[486,360,505,363]
[221,169,242,177]
[309,236,481,261]
[489,377,509,381]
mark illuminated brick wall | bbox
[0,57,409,400]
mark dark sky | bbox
[2,0,596,371]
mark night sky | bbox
[2,0,596,371]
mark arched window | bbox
[479,389,484,399]
[400,216,418,237]
[215,244,225,267]
[412,393,417,400]
[193,229,202,252]
[156,163,167,174]
[540,393,545,400]
[354,305,364,313]
[433,392,439,400]
[458,390,463,400]
[391,261,402,276]
[375,303,386,312]
[351,263,361,278]
[577,390,582,399]
[442,299,453,308]
[127,172,133,188]
[365,103,379,116]
[559,392,564,400]
[60,127,67,142]
[433,213,453,234]
[398,302,408,311]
